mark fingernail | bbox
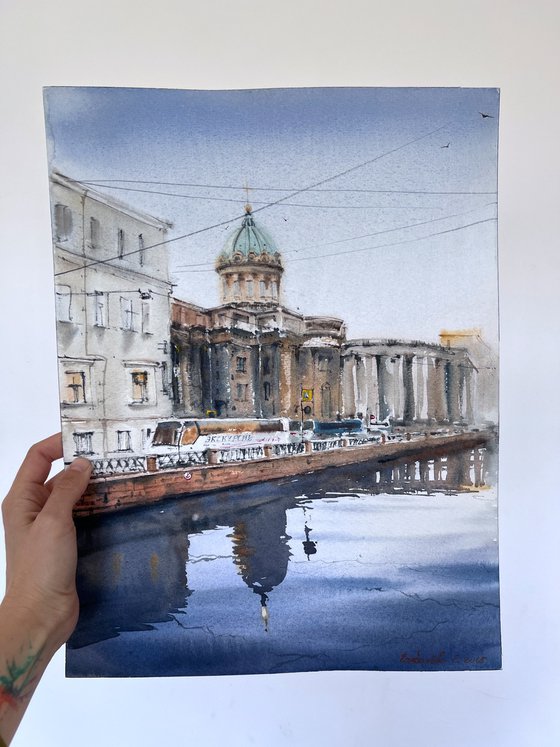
[68,458,92,473]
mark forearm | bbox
[0,437,91,743]
[0,599,60,745]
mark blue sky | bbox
[44,86,499,345]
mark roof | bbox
[218,206,282,266]
[50,171,173,230]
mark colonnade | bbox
[342,345,475,425]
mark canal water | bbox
[67,445,501,676]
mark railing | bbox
[156,452,207,470]
[217,446,265,463]
[312,438,345,452]
[346,435,379,446]
[272,442,306,457]
[385,433,404,443]
[90,430,445,477]
[91,456,147,477]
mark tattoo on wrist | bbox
[0,644,43,711]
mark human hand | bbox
[1,433,92,652]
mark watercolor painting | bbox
[44,87,500,676]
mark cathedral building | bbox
[171,206,481,426]
[171,205,345,420]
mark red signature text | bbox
[399,651,487,666]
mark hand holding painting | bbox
[0,433,91,745]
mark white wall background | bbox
[1,1,558,745]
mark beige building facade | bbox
[51,173,174,466]
[439,329,498,425]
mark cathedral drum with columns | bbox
[216,204,283,306]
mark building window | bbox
[64,371,86,403]
[271,280,278,299]
[131,371,148,402]
[54,204,72,241]
[120,296,134,330]
[233,279,240,296]
[73,432,93,455]
[89,217,100,248]
[118,228,125,258]
[161,362,169,394]
[138,234,145,266]
[141,300,151,334]
[262,356,270,375]
[117,430,132,451]
[55,284,72,322]
[259,280,266,298]
[263,381,271,401]
[236,356,246,373]
[246,279,254,298]
[142,427,152,449]
[236,383,248,401]
[318,355,331,372]
[94,291,107,327]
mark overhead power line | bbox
[69,182,444,210]
[173,216,497,274]
[174,202,497,270]
[289,217,496,263]
[55,120,451,278]
[80,178,496,197]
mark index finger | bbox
[12,433,64,489]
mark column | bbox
[340,353,354,417]
[414,355,429,421]
[278,343,292,417]
[447,359,461,423]
[355,355,367,417]
[392,356,403,421]
[376,355,390,420]
[403,354,415,424]
[428,356,447,423]
[463,364,475,424]
[366,354,379,422]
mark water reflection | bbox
[302,518,317,560]
[70,446,496,650]
[374,447,491,492]
[231,503,292,631]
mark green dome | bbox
[218,207,281,265]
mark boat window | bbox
[152,421,181,446]
[180,423,199,446]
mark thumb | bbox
[42,458,92,520]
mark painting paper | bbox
[44,86,500,676]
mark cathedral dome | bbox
[217,206,282,269]
[215,206,284,306]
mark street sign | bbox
[301,388,314,402]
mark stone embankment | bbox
[76,430,493,516]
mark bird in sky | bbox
[479,112,495,118]
[441,142,450,148]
